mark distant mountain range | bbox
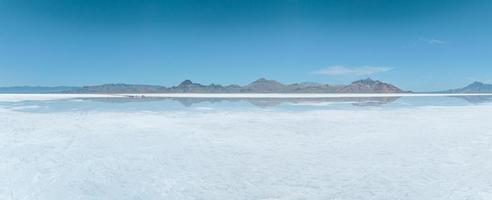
[441,81,492,93]
[0,86,78,94]
[65,78,405,94]
[2,78,492,94]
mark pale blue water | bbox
[1,95,492,113]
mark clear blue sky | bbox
[0,0,491,91]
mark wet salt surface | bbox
[1,96,492,199]
[2,95,492,113]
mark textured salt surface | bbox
[1,105,492,199]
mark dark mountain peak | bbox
[444,81,492,93]
[352,78,377,85]
[338,79,404,93]
[468,81,485,87]
[251,78,274,84]
[248,78,284,86]
[448,81,492,93]
[179,80,193,87]
[243,78,286,93]
[171,79,218,92]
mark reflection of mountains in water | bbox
[79,96,400,108]
[454,95,492,104]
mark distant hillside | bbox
[0,86,79,94]
[336,78,405,93]
[68,84,165,94]
[2,78,410,94]
[241,78,344,93]
[241,78,288,93]
[444,82,492,93]
[165,80,242,93]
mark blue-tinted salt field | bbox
[1,95,492,200]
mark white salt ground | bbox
[1,105,492,200]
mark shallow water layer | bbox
[1,96,492,200]
[2,95,492,113]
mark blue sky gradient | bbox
[0,0,491,91]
